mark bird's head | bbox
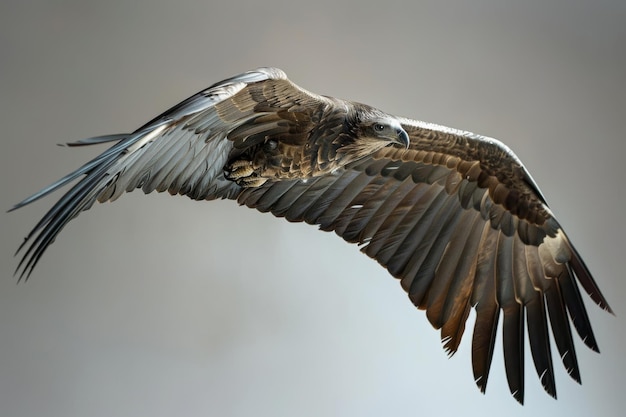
[356,108,410,150]
[334,105,411,164]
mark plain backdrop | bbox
[1,1,624,416]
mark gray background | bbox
[1,1,624,416]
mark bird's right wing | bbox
[12,67,328,278]
[236,117,612,403]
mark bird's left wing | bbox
[236,117,612,403]
[11,67,328,278]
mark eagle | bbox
[12,67,612,404]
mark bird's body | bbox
[12,67,611,404]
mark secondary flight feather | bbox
[11,67,612,404]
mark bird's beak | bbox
[394,128,410,149]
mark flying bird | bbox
[12,67,612,404]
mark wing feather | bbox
[425,209,480,329]
[402,193,464,306]
[496,233,525,403]
[470,224,500,394]
[376,186,446,270]
[362,180,430,258]
[545,283,581,383]
[437,212,484,353]
[560,264,599,351]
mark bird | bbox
[11,67,612,404]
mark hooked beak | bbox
[394,127,410,149]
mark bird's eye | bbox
[374,123,385,132]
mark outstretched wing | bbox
[11,67,332,278]
[236,117,612,403]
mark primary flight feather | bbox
[12,67,611,404]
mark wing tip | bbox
[474,375,489,394]
[560,230,613,313]
[511,389,524,405]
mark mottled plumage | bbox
[11,67,611,404]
